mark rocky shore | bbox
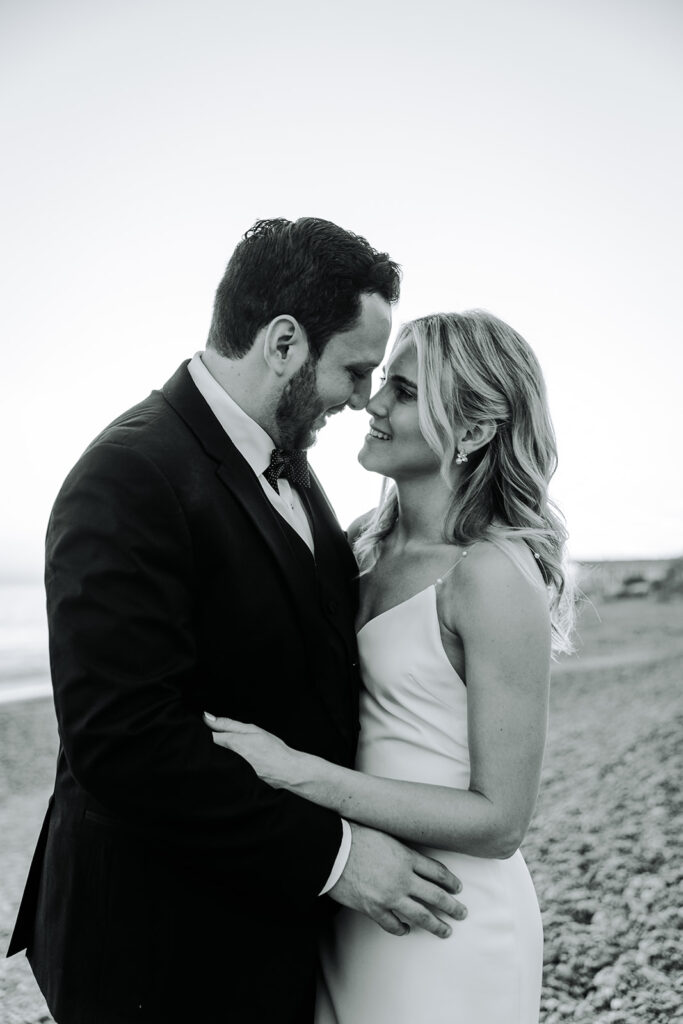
[1,598,681,1023]
[525,636,682,1021]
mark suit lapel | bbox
[160,364,356,734]
[299,475,361,718]
[300,473,359,629]
[160,363,319,623]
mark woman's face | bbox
[358,337,442,482]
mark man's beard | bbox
[275,356,325,450]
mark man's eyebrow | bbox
[347,361,380,373]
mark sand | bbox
[1,598,681,1023]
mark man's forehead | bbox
[340,295,391,353]
[362,291,393,332]
[332,332,386,366]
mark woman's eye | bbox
[396,386,416,402]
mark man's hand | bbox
[328,823,466,938]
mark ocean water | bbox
[0,582,51,703]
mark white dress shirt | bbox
[187,353,351,894]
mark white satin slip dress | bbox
[315,568,543,1024]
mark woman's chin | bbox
[358,442,389,475]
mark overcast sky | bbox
[2,0,681,579]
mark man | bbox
[9,218,463,1023]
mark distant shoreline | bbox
[1,553,682,588]
[0,677,52,706]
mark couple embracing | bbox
[9,217,573,1023]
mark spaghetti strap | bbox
[435,547,469,586]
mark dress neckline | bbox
[357,584,467,688]
[357,583,442,636]
[356,550,468,635]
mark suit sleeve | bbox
[46,440,342,901]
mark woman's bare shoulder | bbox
[442,538,550,637]
[459,538,544,588]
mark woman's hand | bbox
[203,713,299,789]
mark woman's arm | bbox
[207,544,551,859]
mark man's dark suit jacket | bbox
[8,363,362,1023]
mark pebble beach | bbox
[1,597,681,1023]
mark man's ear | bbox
[262,315,310,379]
[460,419,497,456]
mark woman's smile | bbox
[367,424,392,441]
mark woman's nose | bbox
[366,387,388,417]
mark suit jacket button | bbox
[326,600,338,614]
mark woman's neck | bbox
[391,475,454,551]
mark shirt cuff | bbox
[318,818,352,895]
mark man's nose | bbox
[347,377,373,411]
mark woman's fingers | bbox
[210,731,236,748]
[203,713,253,733]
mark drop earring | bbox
[455,446,468,465]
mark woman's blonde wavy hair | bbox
[354,310,575,654]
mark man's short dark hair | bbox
[207,217,401,358]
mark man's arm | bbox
[47,439,342,900]
[51,438,464,931]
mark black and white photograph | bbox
[1,1,681,1022]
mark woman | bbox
[206,310,574,1023]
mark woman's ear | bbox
[262,315,310,379]
[460,420,497,456]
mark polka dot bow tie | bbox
[263,448,311,493]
